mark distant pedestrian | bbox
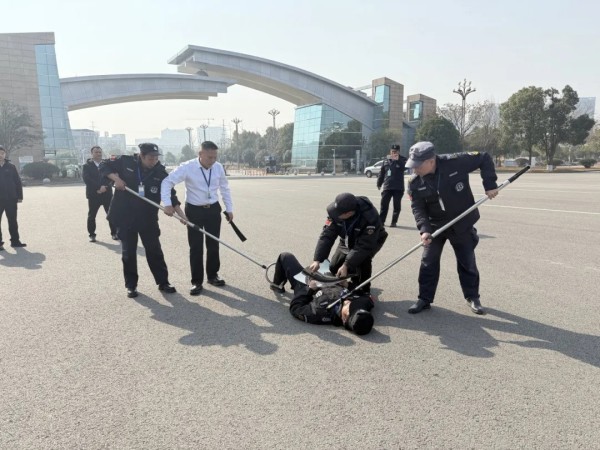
[0,145,26,250]
[82,146,117,242]
[377,144,408,227]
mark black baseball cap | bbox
[345,298,374,335]
[326,192,357,220]
[406,141,436,168]
[138,143,162,156]
[390,144,400,151]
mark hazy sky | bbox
[4,0,599,144]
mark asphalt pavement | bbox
[1,171,599,449]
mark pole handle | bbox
[507,165,530,183]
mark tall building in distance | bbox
[98,132,126,155]
[71,128,99,163]
[0,32,74,163]
[574,97,596,119]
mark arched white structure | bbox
[60,74,233,111]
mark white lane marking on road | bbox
[540,260,599,272]
[483,204,600,215]
[498,188,600,194]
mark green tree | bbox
[0,99,40,157]
[165,151,177,165]
[274,122,294,162]
[365,128,402,163]
[230,131,264,167]
[22,161,60,179]
[415,117,461,153]
[464,103,502,163]
[582,126,600,158]
[438,101,490,144]
[540,86,595,169]
[179,145,195,163]
[500,86,546,165]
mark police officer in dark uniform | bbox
[100,143,185,298]
[82,145,117,242]
[309,193,387,294]
[405,141,499,315]
[377,144,407,227]
[0,144,26,250]
[270,252,375,335]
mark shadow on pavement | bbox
[375,300,600,367]
[0,247,46,270]
[133,284,357,355]
[91,240,122,254]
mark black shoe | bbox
[389,223,397,228]
[408,299,431,314]
[269,282,285,294]
[190,284,203,296]
[11,241,27,248]
[467,298,485,315]
[111,234,119,241]
[89,235,97,243]
[207,276,226,286]
[127,288,138,298]
[158,283,176,293]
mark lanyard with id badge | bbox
[342,217,359,247]
[436,172,445,211]
[201,166,212,200]
[137,165,147,197]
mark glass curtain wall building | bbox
[291,104,364,172]
[35,44,75,155]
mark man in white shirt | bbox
[161,141,234,295]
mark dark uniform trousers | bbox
[0,199,19,244]
[87,192,116,237]
[419,226,480,303]
[118,223,169,289]
[329,245,373,293]
[185,202,222,285]
[380,190,404,225]
[273,252,304,291]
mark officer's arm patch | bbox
[366,225,376,235]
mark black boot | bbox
[408,299,431,314]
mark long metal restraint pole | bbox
[124,186,267,269]
[328,165,531,309]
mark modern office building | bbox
[0,32,75,166]
[98,132,126,154]
[1,32,437,171]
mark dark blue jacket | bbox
[0,160,23,201]
[407,152,498,234]
[377,155,407,191]
[314,196,387,271]
[99,155,179,229]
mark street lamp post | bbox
[267,109,280,155]
[231,118,242,170]
[332,148,336,176]
[185,127,193,150]
[199,123,209,142]
[453,78,476,147]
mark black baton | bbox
[224,212,247,242]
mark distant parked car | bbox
[364,160,383,178]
